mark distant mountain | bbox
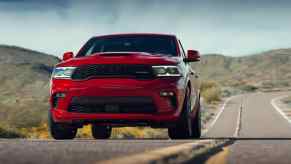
[0,45,59,128]
[193,48,291,88]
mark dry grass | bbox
[0,124,24,138]
[19,123,50,139]
[1,123,168,139]
[77,125,168,139]
[201,81,221,104]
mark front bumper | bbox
[50,78,186,124]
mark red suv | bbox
[49,33,201,139]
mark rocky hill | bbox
[193,48,291,89]
[0,45,59,128]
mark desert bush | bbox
[281,96,291,108]
[201,81,221,104]
[111,127,145,139]
[276,81,290,87]
[239,85,258,92]
[200,81,219,92]
[261,81,275,89]
[76,125,92,138]
[6,107,46,129]
[20,122,49,139]
[0,124,24,138]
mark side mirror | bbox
[63,51,74,61]
[184,50,200,62]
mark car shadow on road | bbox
[202,137,291,140]
[186,137,291,164]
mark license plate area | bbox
[104,104,120,113]
[69,96,157,114]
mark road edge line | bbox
[98,140,228,164]
[270,95,291,124]
[203,96,234,136]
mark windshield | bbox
[77,35,178,57]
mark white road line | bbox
[233,104,242,138]
[271,95,291,124]
[203,96,234,136]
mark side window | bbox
[85,43,95,56]
[178,40,186,58]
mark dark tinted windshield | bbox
[77,35,178,57]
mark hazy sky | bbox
[0,0,291,57]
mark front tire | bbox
[91,124,112,139]
[192,101,201,138]
[168,89,201,139]
[48,112,77,140]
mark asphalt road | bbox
[0,139,194,164]
[204,92,291,164]
[1,92,291,164]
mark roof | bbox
[93,33,177,38]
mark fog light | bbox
[56,92,66,98]
[160,91,175,97]
[168,92,174,96]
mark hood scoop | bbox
[98,52,135,57]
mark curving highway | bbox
[204,91,291,164]
[1,92,291,164]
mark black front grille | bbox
[72,64,154,80]
[68,96,156,114]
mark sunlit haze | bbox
[0,0,291,57]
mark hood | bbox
[57,52,180,67]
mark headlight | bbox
[152,65,182,77]
[52,67,76,79]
